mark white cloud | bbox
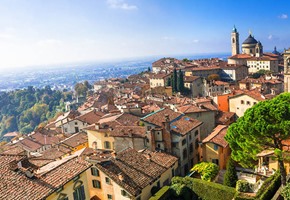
[268,34,273,40]
[0,33,14,39]
[278,14,288,19]
[193,39,199,43]
[107,0,137,10]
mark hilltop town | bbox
[1,27,290,200]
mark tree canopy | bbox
[225,93,290,185]
[0,86,73,138]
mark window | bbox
[107,194,113,200]
[136,197,141,200]
[212,159,219,165]
[183,148,187,160]
[147,126,152,131]
[157,181,160,188]
[190,143,193,153]
[73,184,86,200]
[195,139,199,149]
[92,180,101,189]
[253,102,257,105]
[172,168,175,177]
[75,122,78,125]
[64,128,68,132]
[214,144,218,151]
[246,101,251,105]
[104,141,111,149]
[241,100,244,104]
[75,127,79,133]
[121,190,129,197]
[105,177,111,184]
[91,168,99,176]
[189,134,192,141]
[194,130,199,136]
[182,139,186,146]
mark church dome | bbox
[242,34,258,45]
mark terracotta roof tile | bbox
[0,155,91,200]
[61,132,88,148]
[171,116,202,135]
[110,126,146,138]
[202,125,228,148]
[141,108,183,127]
[92,148,177,196]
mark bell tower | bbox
[231,26,240,56]
[284,48,290,92]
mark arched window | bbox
[232,38,235,43]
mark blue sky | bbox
[0,0,289,69]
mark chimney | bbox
[111,151,117,159]
[95,123,100,130]
[128,129,133,137]
[150,130,156,151]
[144,153,152,161]
[162,114,172,153]
[118,173,124,182]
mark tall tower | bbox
[231,26,240,56]
[284,48,290,92]
[255,41,263,57]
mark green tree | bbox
[225,93,290,185]
[208,74,220,81]
[282,182,290,200]
[147,66,151,72]
[178,69,185,93]
[223,158,238,187]
[172,68,178,93]
[166,76,171,86]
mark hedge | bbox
[255,171,281,200]
[149,186,172,200]
[171,176,236,200]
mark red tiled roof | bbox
[215,111,236,125]
[184,76,200,82]
[94,148,178,196]
[76,110,105,124]
[61,132,88,148]
[228,54,253,59]
[171,116,202,135]
[141,108,183,127]
[0,155,91,200]
[202,125,228,148]
[110,126,146,138]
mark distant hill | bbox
[0,86,73,140]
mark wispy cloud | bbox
[268,34,279,41]
[107,0,138,10]
[278,14,288,19]
[193,39,199,43]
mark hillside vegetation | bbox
[0,86,73,138]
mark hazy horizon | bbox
[0,0,289,70]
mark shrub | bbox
[192,177,236,200]
[255,171,281,200]
[149,186,172,200]
[191,162,219,181]
[281,182,290,200]
[224,158,238,187]
[236,180,254,193]
[171,176,236,200]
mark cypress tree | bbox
[224,157,238,187]
[178,69,184,93]
[172,68,178,92]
